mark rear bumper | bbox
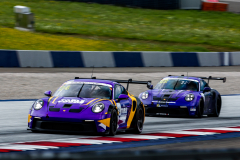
[29,119,97,133]
[145,107,190,117]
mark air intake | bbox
[69,108,84,113]
[63,104,72,108]
[49,108,60,112]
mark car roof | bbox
[165,76,201,82]
[66,79,115,86]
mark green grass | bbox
[0,27,212,51]
[1,0,240,51]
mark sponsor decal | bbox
[190,107,196,111]
[66,81,112,87]
[159,79,168,84]
[156,104,160,107]
[58,99,85,104]
[116,103,121,115]
[121,108,128,114]
[160,101,167,104]
[156,113,169,115]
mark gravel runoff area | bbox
[0,67,239,99]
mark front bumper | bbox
[28,119,97,133]
[28,115,111,133]
[145,106,189,116]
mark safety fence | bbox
[0,50,239,67]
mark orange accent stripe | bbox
[52,97,58,104]
[112,100,116,106]
[48,96,53,102]
[84,98,99,105]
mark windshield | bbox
[53,82,112,99]
[154,79,199,91]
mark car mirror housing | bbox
[203,87,211,93]
[44,91,52,97]
[118,94,129,100]
[148,85,153,89]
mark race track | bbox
[0,67,239,154]
[0,95,239,149]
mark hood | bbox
[48,97,100,109]
[151,89,196,101]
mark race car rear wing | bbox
[74,77,152,90]
[168,75,226,84]
[198,76,226,84]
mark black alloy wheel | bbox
[136,107,144,133]
[209,95,221,117]
[109,109,118,136]
[197,99,204,118]
[128,107,144,134]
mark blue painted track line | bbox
[16,132,240,154]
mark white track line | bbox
[114,135,175,139]
[47,138,120,144]
[160,131,219,135]
[0,144,58,150]
[201,127,240,131]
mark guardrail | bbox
[0,50,238,67]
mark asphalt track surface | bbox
[0,95,239,152]
[0,67,240,153]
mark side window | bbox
[114,85,128,99]
[114,85,122,99]
[121,86,128,95]
[200,80,209,91]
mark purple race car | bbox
[139,75,226,118]
[28,77,151,136]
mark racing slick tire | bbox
[108,109,118,136]
[127,106,144,134]
[208,95,221,117]
[197,99,204,118]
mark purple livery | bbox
[28,77,151,136]
[139,75,226,117]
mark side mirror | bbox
[203,87,211,93]
[118,94,129,100]
[147,81,152,89]
[44,91,52,97]
[148,85,153,89]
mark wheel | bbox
[128,107,144,134]
[108,109,118,136]
[208,95,221,117]
[31,130,39,133]
[197,99,204,118]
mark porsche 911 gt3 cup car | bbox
[28,77,152,136]
[139,75,226,117]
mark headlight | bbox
[92,103,105,113]
[141,91,149,99]
[185,94,195,101]
[34,99,44,110]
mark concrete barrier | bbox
[0,50,237,67]
[220,0,240,13]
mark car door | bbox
[114,84,131,129]
[200,80,212,114]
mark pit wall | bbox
[0,50,239,67]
